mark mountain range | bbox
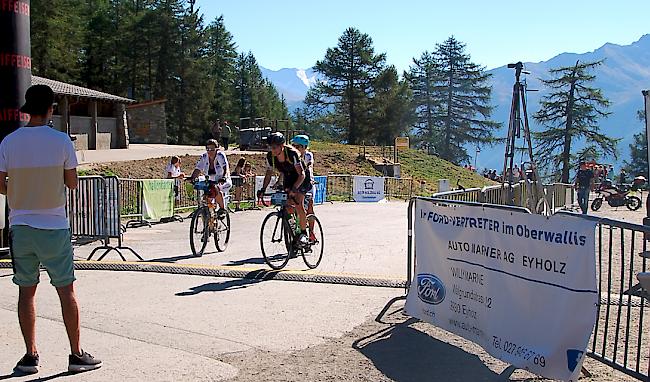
[260,34,650,169]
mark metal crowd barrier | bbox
[433,181,574,212]
[326,174,353,202]
[68,176,141,261]
[553,212,650,381]
[118,178,145,226]
[434,187,484,203]
[384,177,413,200]
[230,175,259,210]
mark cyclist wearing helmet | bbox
[291,134,317,242]
[259,132,311,243]
[190,139,232,216]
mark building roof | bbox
[127,99,167,109]
[31,76,135,103]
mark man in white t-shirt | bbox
[0,85,102,374]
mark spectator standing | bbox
[165,156,185,202]
[211,119,222,141]
[231,157,246,211]
[619,169,627,186]
[221,121,232,150]
[165,156,185,180]
[0,85,102,374]
[574,161,595,215]
[243,162,255,200]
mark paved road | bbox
[76,143,264,166]
[0,270,399,381]
[0,201,407,381]
[73,201,410,279]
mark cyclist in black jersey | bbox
[258,132,311,243]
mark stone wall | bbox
[127,100,167,144]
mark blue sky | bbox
[196,1,650,72]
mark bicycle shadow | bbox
[147,254,207,263]
[226,257,267,266]
[175,278,265,296]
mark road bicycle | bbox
[189,179,231,256]
[259,191,323,270]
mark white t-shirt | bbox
[195,151,230,181]
[165,163,182,178]
[304,150,315,177]
[0,125,78,229]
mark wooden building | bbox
[32,76,135,150]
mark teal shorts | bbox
[10,225,76,287]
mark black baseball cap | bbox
[20,84,55,115]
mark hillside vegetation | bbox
[80,142,493,195]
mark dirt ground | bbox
[217,204,650,382]
[219,298,639,382]
[78,151,379,180]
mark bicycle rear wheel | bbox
[214,212,231,252]
[302,214,324,269]
[190,207,209,256]
[260,211,291,270]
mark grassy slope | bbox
[397,148,493,194]
[81,141,493,194]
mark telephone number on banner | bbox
[491,335,546,367]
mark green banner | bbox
[142,179,174,221]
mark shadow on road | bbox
[175,278,265,296]
[226,257,266,266]
[353,319,500,382]
[147,254,205,263]
[0,371,73,381]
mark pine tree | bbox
[533,60,617,183]
[205,15,238,124]
[306,27,386,144]
[82,0,115,91]
[624,110,648,177]
[371,66,414,145]
[31,0,87,83]
[169,0,213,144]
[405,51,440,148]
[407,37,498,164]
[232,52,287,123]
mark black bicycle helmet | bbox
[267,132,285,145]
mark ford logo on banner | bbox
[417,273,446,305]
[566,349,584,372]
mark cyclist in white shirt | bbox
[190,139,232,216]
[290,134,317,242]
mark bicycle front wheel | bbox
[302,214,324,269]
[214,212,231,252]
[190,207,209,256]
[260,211,291,270]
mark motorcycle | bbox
[590,182,641,211]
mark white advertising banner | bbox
[353,176,385,202]
[406,200,598,381]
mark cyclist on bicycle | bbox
[258,132,311,244]
[190,139,232,217]
[290,134,317,243]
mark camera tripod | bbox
[502,62,546,213]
